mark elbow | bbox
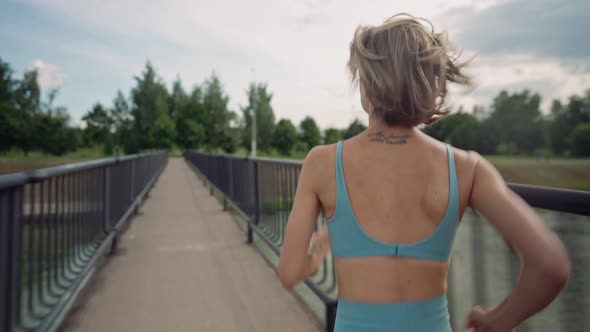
[277,268,298,290]
[551,258,571,289]
[541,252,571,290]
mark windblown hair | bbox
[348,13,473,126]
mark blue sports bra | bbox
[326,140,460,262]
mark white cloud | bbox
[18,0,590,127]
[456,54,590,111]
[31,59,66,91]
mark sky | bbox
[1,0,589,129]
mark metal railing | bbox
[185,150,590,332]
[0,152,167,332]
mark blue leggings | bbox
[334,294,452,332]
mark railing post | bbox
[228,158,234,200]
[1,186,23,332]
[248,160,260,244]
[326,301,338,332]
[0,191,10,332]
[222,157,229,211]
[224,156,229,211]
[130,157,136,205]
[103,166,111,234]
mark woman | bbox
[277,13,570,332]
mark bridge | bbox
[1,152,589,332]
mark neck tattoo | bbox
[367,131,410,145]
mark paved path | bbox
[60,159,322,332]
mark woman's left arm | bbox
[278,147,329,289]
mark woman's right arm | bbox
[466,153,571,331]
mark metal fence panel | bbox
[0,151,167,332]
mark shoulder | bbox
[302,143,338,168]
[449,146,481,172]
[447,146,487,192]
[449,146,506,198]
[452,148,501,181]
[299,144,338,189]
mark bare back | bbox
[314,129,478,303]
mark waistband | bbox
[336,294,450,327]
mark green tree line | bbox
[423,90,590,157]
[1,58,589,157]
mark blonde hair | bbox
[348,13,472,126]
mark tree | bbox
[202,73,235,152]
[109,90,132,154]
[36,107,77,155]
[168,76,187,120]
[241,82,276,153]
[127,62,173,152]
[273,119,297,155]
[0,57,13,102]
[423,110,469,142]
[323,128,342,144]
[422,111,483,150]
[448,113,480,150]
[175,86,206,150]
[568,123,590,156]
[299,116,321,150]
[487,90,545,154]
[474,119,501,155]
[150,112,176,149]
[13,70,41,154]
[549,92,590,155]
[0,58,18,151]
[343,119,367,139]
[82,103,114,147]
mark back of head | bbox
[348,13,473,127]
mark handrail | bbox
[0,152,158,188]
[510,183,590,216]
[185,152,590,216]
[0,151,168,332]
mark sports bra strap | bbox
[335,140,347,207]
[445,144,459,208]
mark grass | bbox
[484,156,590,191]
[3,146,589,191]
[231,147,308,160]
[0,147,107,175]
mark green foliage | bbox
[487,90,545,153]
[150,112,176,149]
[299,116,321,150]
[448,116,479,150]
[293,141,308,153]
[273,119,297,155]
[2,55,589,164]
[35,109,78,155]
[82,103,113,146]
[129,62,173,152]
[550,94,590,155]
[474,119,501,155]
[423,112,474,143]
[174,86,206,150]
[568,123,590,156]
[323,128,342,144]
[0,58,17,150]
[343,119,367,139]
[202,73,236,152]
[241,82,276,153]
[496,143,518,155]
[110,90,132,151]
